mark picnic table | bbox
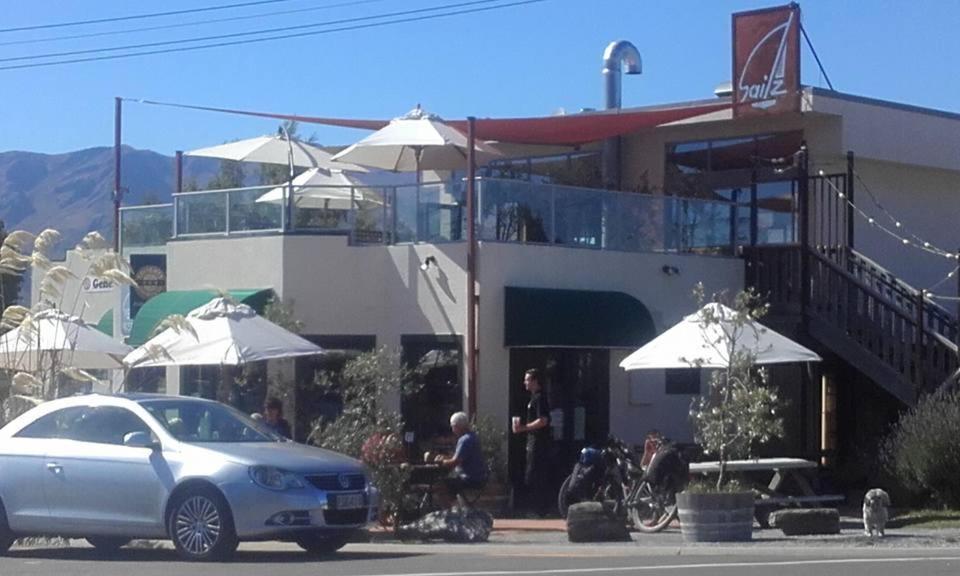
[688,458,844,526]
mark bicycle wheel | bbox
[557,474,574,518]
[628,481,678,533]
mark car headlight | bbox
[249,466,305,490]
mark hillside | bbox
[0,146,220,254]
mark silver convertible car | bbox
[0,394,378,561]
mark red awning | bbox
[135,98,730,146]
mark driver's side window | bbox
[15,406,87,439]
[71,407,152,445]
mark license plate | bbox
[332,493,365,509]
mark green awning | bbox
[128,289,275,346]
[96,309,113,336]
[504,287,656,348]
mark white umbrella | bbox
[330,106,500,177]
[0,309,132,371]
[619,303,821,370]
[186,134,368,172]
[123,297,322,368]
[254,168,382,210]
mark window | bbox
[15,406,152,445]
[665,368,701,395]
[15,406,87,439]
[401,335,462,452]
[141,399,276,443]
[70,407,152,445]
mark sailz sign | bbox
[732,3,801,117]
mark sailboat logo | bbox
[737,10,794,109]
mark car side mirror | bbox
[123,431,160,450]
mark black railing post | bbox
[846,151,855,251]
[798,143,810,327]
[916,290,925,391]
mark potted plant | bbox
[676,285,784,542]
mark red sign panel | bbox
[732,3,801,117]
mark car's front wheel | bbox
[167,487,238,561]
[86,536,131,552]
[295,535,348,556]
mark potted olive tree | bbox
[676,285,784,542]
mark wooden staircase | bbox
[743,244,958,405]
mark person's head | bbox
[449,411,470,436]
[523,368,541,393]
[264,397,283,422]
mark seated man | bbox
[434,412,487,500]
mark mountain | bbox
[0,146,220,255]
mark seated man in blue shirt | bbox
[434,412,487,500]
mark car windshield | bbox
[139,399,282,443]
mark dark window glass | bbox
[15,406,87,439]
[70,407,152,445]
[665,369,701,395]
[401,335,462,453]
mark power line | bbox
[0,0,546,71]
[0,0,502,63]
[0,0,297,34]
[0,0,390,48]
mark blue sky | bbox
[0,0,958,155]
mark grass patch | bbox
[888,509,960,529]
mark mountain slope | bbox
[0,146,219,254]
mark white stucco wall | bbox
[29,248,116,325]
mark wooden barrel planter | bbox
[677,491,754,542]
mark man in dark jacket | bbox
[512,368,552,516]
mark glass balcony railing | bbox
[119,204,173,248]
[121,179,736,255]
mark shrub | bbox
[880,389,960,508]
[307,347,421,524]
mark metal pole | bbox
[175,150,183,194]
[846,151,855,251]
[798,143,810,327]
[466,117,478,419]
[113,97,123,252]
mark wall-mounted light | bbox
[419,256,438,272]
[661,265,680,276]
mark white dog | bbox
[862,488,890,537]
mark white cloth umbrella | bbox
[186,134,367,172]
[330,106,500,176]
[619,303,821,370]
[254,168,382,210]
[0,309,132,371]
[123,297,322,368]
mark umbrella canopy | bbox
[123,297,323,367]
[186,134,367,172]
[619,303,821,370]
[0,309,132,371]
[254,168,382,210]
[330,106,500,173]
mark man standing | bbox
[512,368,552,516]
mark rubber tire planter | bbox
[565,501,631,543]
[167,487,239,561]
[676,491,754,542]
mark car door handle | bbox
[46,463,63,475]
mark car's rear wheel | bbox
[0,500,14,555]
[295,534,349,556]
[167,487,238,561]
[85,536,131,552]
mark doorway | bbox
[508,348,610,507]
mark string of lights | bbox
[818,170,955,260]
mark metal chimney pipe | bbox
[601,40,641,189]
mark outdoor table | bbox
[688,458,844,522]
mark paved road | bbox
[3,534,960,576]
